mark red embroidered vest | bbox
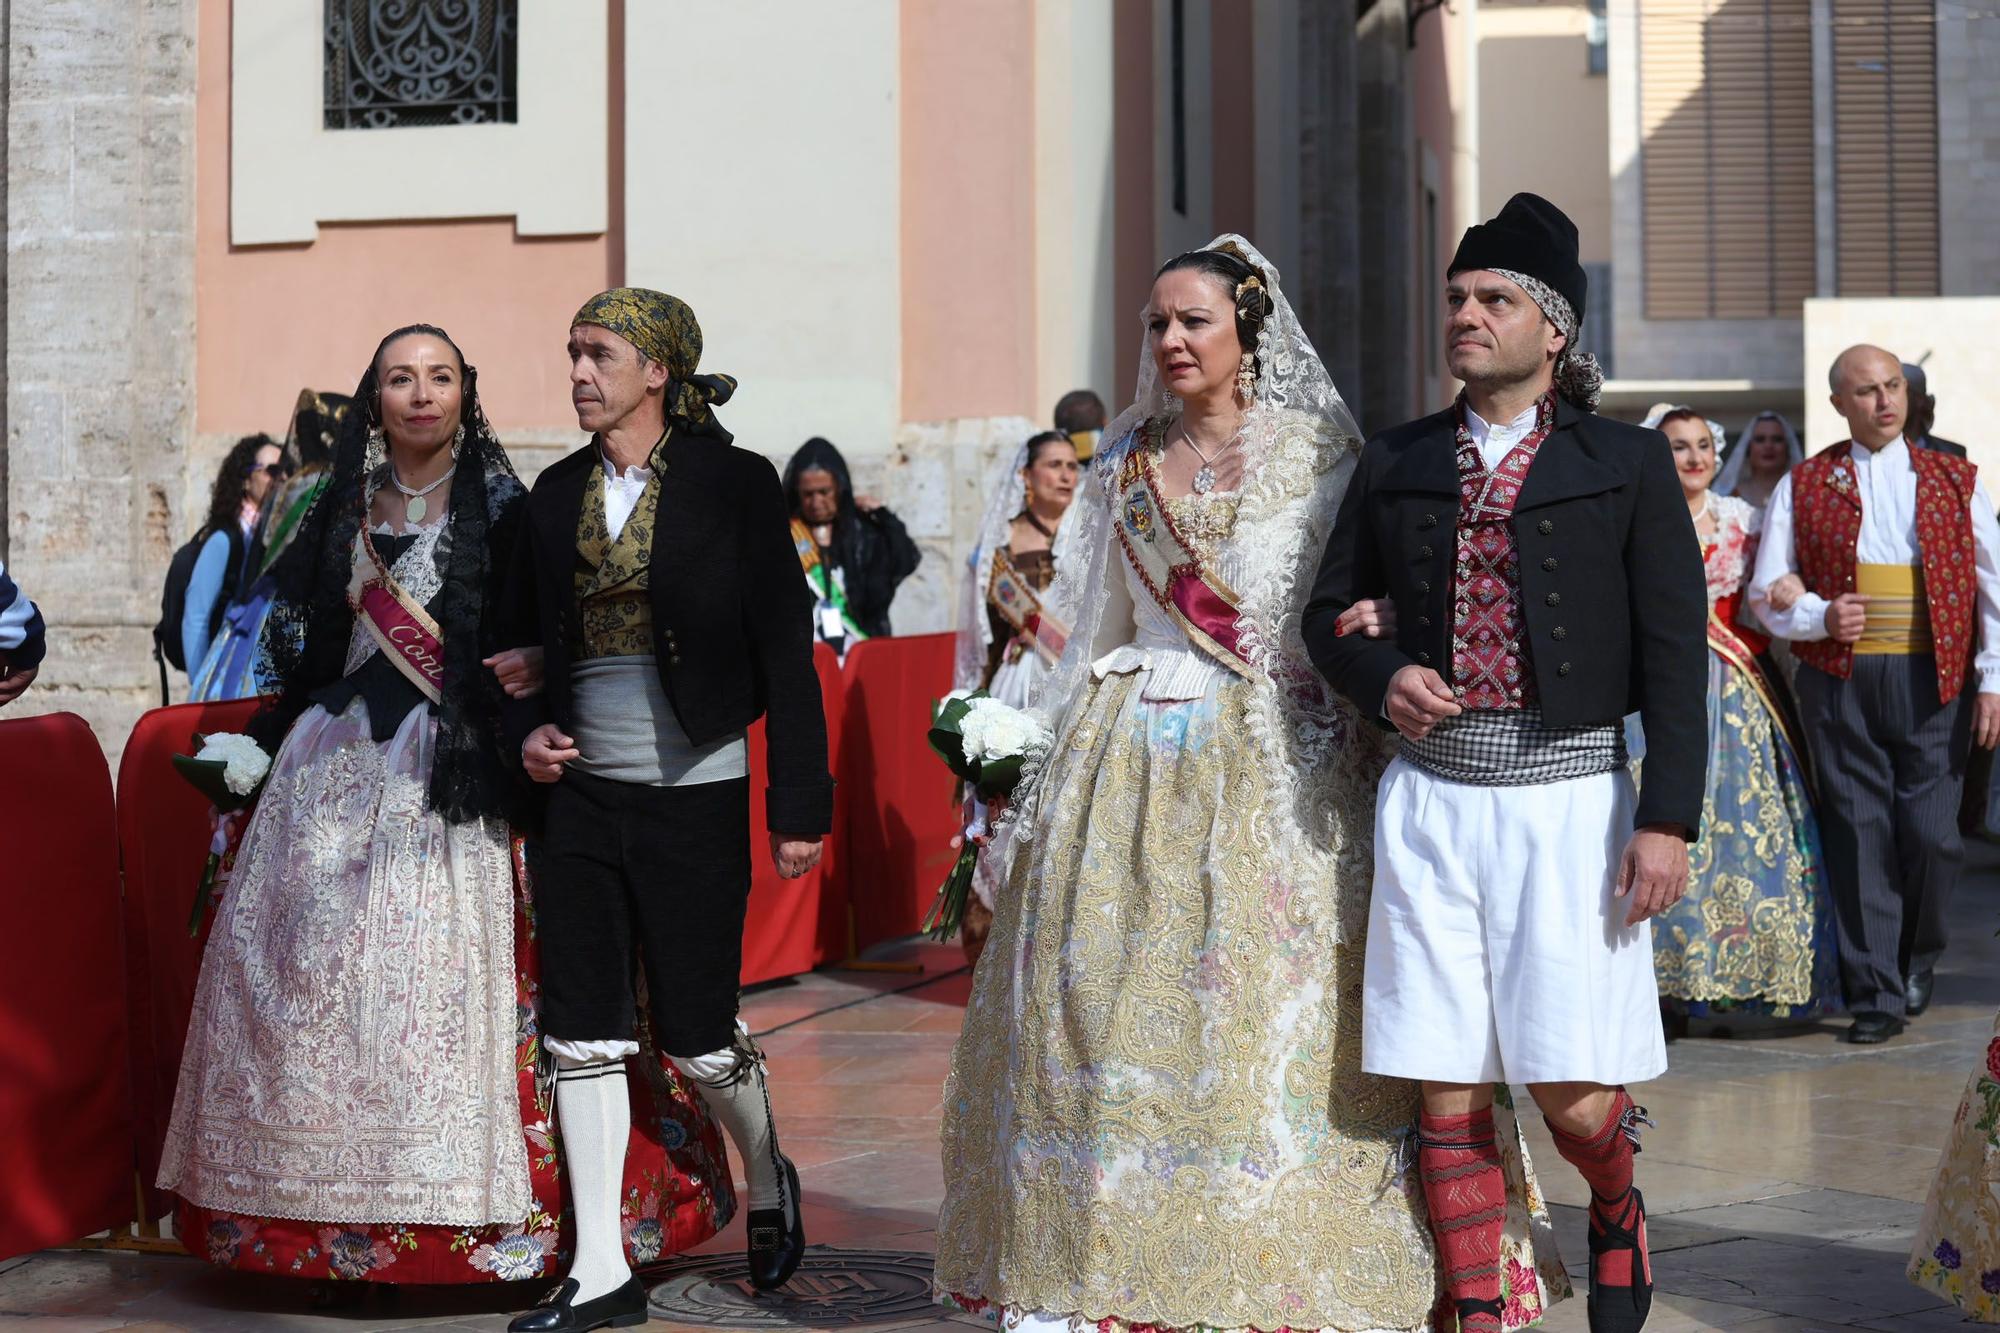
[1451,394,1556,710]
[1791,441,1979,702]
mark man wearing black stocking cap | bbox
[1304,193,1707,1333]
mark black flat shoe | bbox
[1905,969,1936,1017]
[1846,1010,1907,1044]
[1585,1187,1652,1333]
[508,1275,649,1332]
[748,1154,806,1291]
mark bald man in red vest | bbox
[1749,344,2000,1045]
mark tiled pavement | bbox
[5,868,1997,1332]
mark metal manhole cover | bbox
[646,1247,946,1327]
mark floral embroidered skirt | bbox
[163,700,733,1282]
[935,671,1569,1333]
[1651,648,1839,1014]
[1908,1014,2000,1321]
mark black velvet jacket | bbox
[1303,395,1709,835]
[497,431,835,836]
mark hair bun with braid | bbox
[1233,274,1275,343]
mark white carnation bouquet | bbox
[171,731,273,934]
[924,691,1052,940]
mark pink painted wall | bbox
[898,0,1039,424]
[195,0,614,438]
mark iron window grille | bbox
[324,0,518,131]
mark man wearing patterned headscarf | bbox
[1307,194,1707,1333]
[497,287,831,1331]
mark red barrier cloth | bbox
[740,642,847,984]
[837,633,963,951]
[114,697,263,1220]
[175,841,733,1283]
[0,712,135,1261]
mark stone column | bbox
[1355,0,1416,434]
[4,0,199,759]
[1294,0,1363,406]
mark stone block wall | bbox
[4,0,200,766]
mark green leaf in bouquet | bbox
[928,692,985,783]
[973,753,1027,802]
[171,753,243,810]
[932,692,983,727]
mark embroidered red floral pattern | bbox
[1790,442,1977,701]
[173,837,734,1284]
[1451,394,1555,710]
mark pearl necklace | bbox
[389,464,455,524]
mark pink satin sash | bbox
[1112,443,1256,680]
[347,531,446,705]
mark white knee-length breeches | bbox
[1362,755,1668,1087]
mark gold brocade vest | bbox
[572,458,661,660]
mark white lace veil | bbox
[1714,409,1802,497]
[1007,235,1378,888]
[952,437,1084,691]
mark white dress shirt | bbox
[1464,400,1543,470]
[599,451,652,542]
[1747,436,2000,691]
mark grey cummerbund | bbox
[569,655,748,787]
[1400,704,1626,786]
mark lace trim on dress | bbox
[1701,493,1761,608]
[342,518,450,677]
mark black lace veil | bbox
[253,326,528,825]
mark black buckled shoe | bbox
[1585,1187,1652,1333]
[1847,1010,1907,1044]
[747,1154,806,1290]
[1905,969,1936,1017]
[507,1275,649,1331]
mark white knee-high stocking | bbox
[552,1052,633,1303]
[672,1025,784,1215]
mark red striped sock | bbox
[1418,1107,1508,1333]
[1547,1090,1650,1292]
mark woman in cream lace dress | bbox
[935,239,1568,1333]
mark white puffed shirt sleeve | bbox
[1968,479,2000,692]
[1747,473,1832,641]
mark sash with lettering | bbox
[346,526,445,704]
[988,549,1070,665]
[1111,428,1257,680]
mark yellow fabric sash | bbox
[1854,562,1933,655]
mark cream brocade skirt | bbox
[158,697,530,1226]
[936,672,1570,1333]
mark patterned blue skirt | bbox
[1651,646,1840,1015]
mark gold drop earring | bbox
[1236,352,1256,405]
